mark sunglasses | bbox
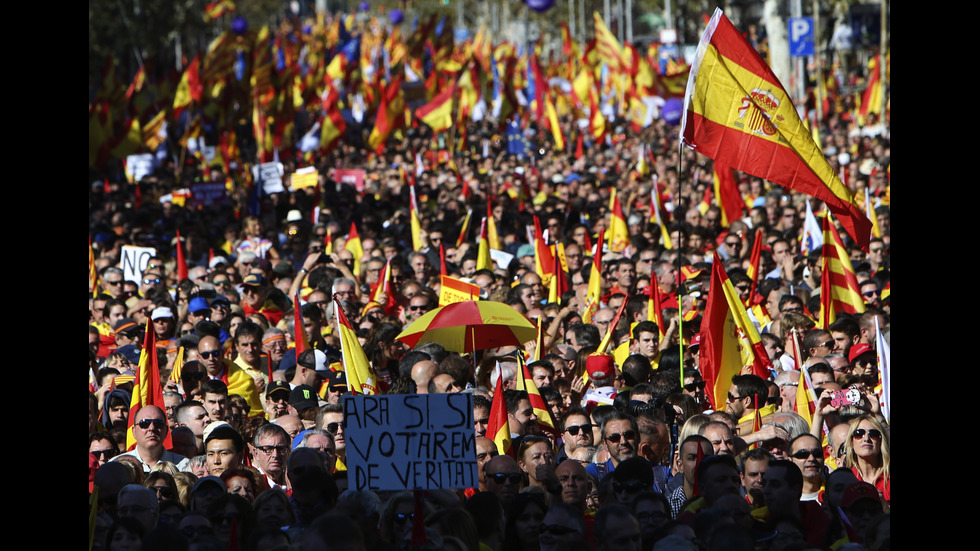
[605,430,636,444]
[409,305,428,311]
[540,524,580,536]
[852,428,882,440]
[213,280,231,287]
[727,393,744,403]
[143,278,161,285]
[137,418,167,430]
[487,472,523,484]
[199,350,221,359]
[151,486,174,498]
[325,422,342,434]
[862,290,880,297]
[684,381,706,391]
[91,449,115,458]
[105,280,123,286]
[564,423,592,436]
[394,512,415,524]
[791,448,823,460]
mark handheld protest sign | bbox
[343,393,478,492]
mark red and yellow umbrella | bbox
[396,300,537,353]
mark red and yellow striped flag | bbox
[582,229,605,324]
[608,188,630,253]
[335,298,379,395]
[516,352,558,435]
[544,92,565,151]
[90,237,99,299]
[344,222,364,277]
[681,9,872,250]
[415,85,455,133]
[819,213,865,328]
[713,161,743,227]
[126,319,172,450]
[476,217,493,271]
[699,253,752,410]
[486,198,501,250]
[650,177,673,249]
[486,363,514,457]
[592,11,625,73]
[409,183,423,252]
[204,0,236,21]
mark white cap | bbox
[209,256,229,268]
[150,307,175,321]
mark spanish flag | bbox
[698,253,750,410]
[486,363,514,457]
[819,213,865,329]
[126,319,172,451]
[607,188,630,253]
[476,218,493,271]
[712,161,743,227]
[456,208,472,249]
[368,75,406,154]
[533,216,555,287]
[582,229,605,324]
[516,351,558,436]
[544,92,565,151]
[90,237,99,299]
[204,0,236,22]
[486,198,501,250]
[335,298,378,395]
[416,85,455,134]
[681,9,872,250]
[409,183,423,252]
[175,229,189,282]
[650,178,673,249]
[344,222,364,278]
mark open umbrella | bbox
[396,301,536,353]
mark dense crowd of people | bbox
[89,8,890,551]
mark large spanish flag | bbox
[126,319,172,451]
[681,9,871,250]
[515,352,557,435]
[819,213,865,328]
[698,254,748,410]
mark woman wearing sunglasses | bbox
[843,414,890,507]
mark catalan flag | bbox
[681,9,872,250]
[486,363,514,457]
[126,319,172,451]
[818,213,865,329]
[592,12,625,73]
[335,298,379,395]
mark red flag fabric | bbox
[126,319,172,450]
[485,364,514,458]
[175,229,189,282]
[293,293,309,356]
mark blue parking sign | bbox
[788,17,814,57]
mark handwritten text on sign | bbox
[343,393,477,491]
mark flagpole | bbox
[676,131,685,387]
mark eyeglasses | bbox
[91,449,115,458]
[325,422,342,434]
[199,350,221,359]
[605,430,636,444]
[487,472,523,484]
[143,278,161,285]
[791,448,823,460]
[256,445,290,455]
[852,428,882,440]
[394,512,415,524]
[151,486,174,498]
[684,381,706,391]
[564,423,592,436]
[613,481,647,494]
[540,524,581,536]
[137,418,167,430]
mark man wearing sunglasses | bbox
[198,335,264,419]
[556,407,594,465]
[113,405,190,472]
[586,409,639,482]
[483,455,524,508]
[788,434,826,503]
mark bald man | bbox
[411,360,438,394]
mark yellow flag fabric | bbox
[335,298,378,395]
